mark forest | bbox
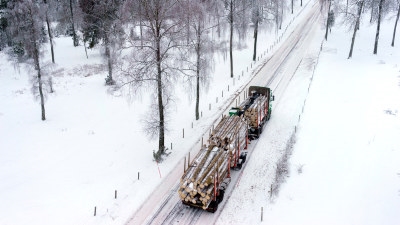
[1,0,399,161]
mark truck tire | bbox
[217,190,225,203]
[207,201,218,213]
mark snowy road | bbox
[125,1,323,225]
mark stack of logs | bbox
[178,116,247,209]
[243,95,268,128]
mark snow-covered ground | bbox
[217,9,400,225]
[1,0,399,224]
[264,22,400,225]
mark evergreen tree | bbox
[0,0,10,50]
[80,0,122,85]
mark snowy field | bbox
[1,0,399,224]
[260,21,400,225]
[217,10,400,225]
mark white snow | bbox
[216,5,400,225]
[1,0,399,224]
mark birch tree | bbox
[69,0,79,46]
[265,0,286,33]
[7,0,48,120]
[321,0,333,40]
[184,0,215,120]
[347,0,365,58]
[227,0,235,78]
[224,0,250,78]
[252,0,261,61]
[43,0,55,63]
[121,0,186,161]
[392,0,400,46]
[373,0,385,54]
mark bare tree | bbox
[252,0,261,61]
[392,0,400,46]
[291,0,294,14]
[373,0,384,54]
[265,0,286,33]
[43,0,55,63]
[321,0,333,40]
[369,0,377,23]
[348,0,365,58]
[228,0,235,78]
[69,0,79,46]
[7,0,48,120]
[224,0,250,78]
[183,0,215,120]
[121,0,186,161]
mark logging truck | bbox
[178,86,274,212]
[229,86,274,139]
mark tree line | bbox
[1,0,399,161]
[321,0,400,58]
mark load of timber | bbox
[241,95,268,128]
[178,116,247,209]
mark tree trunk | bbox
[69,0,79,46]
[291,0,294,14]
[391,3,399,47]
[325,0,332,40]
[31,15,46,120]
[280,5,283,30]
[45,15,55,63]
[140,4,143,49]
[373,0,384,54]
[370,0,375,23]
[195,23,201,120]
[346,0,349,16]
[43,0,54,63]
[84,40,88,58]
[229,0,234,78]
[275,1,279,34]
[349,1,364,59]
[38,65,46,121]
[157,40,165,155]
[301,0,303,7]
[104,33,114,85]
[252,13,258,61]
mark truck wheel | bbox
[217,190,225,203]
[207,201,218,213]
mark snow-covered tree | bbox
[392,0,400,46]
[182,0,215,120]
[264,0,287,33]
[7,0,48,120]
[43,0,55,63]
[373,0,385,54]
[224,0,251,78]
[0,0,9,51]
[252,0,261,61]
[80,0,122,85]
[346,0,365,58]
[321,0,334,40]
[121,0,187,161]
